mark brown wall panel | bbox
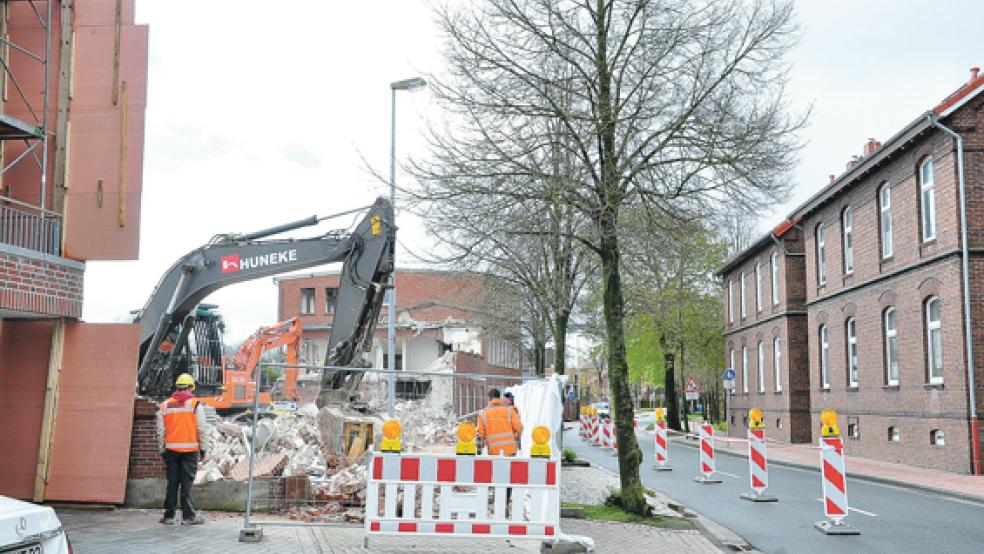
[0,321,54,499]
[43,323,139,503]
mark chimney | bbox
[846,155,861,171]
[828,174,835,184]
[862,138,881,157]
[973,67,981,81]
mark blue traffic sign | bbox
[724,368,736,380]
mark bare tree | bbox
[416,0,804,514]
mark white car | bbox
[0,495,72,554]
[591,402,610,417]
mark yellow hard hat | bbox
[175,373,196,390]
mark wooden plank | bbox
[33,319,65,502]
[52,0,74,218]
[117,79,126,227]
[111,0,120,104]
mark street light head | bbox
[390,77,427,91]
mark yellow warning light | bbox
[820,409,840,437]
[655,407,665,421]
[531,425,551,458]
[380,419,402,453]
[456,421,477,456]
[749,407,764,429]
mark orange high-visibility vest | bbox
[478,401,521,456]
[161,397,200,452]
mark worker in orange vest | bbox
[156,373,210,525]
[477,388,523,456]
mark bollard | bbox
[653,407,672,471]
[815,409,860,535]
[740,408,777,502]
[693,423,722,484]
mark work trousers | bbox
[163,450,199,520]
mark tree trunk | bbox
[679,342,689,428]
[599,218,647,515]
[665,353,681,431]
[554,311,569,375]
[533,337,545,377]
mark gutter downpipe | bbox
[929,114,981,475]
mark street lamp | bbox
[387,76,427,418]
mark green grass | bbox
[562,502,694,530]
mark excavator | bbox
[133,197,394,409]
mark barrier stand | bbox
[457,421,477,455]
[592,412,602,447]
[740,408,777,502]
[693,423,722,484]
[814,409,860,535]
[610,419,618,457]
[653,407,672,471]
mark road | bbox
[566,426,984,554]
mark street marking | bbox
[815,498,878,517]
[716,471,741,479]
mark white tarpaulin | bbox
[506,374,566,457]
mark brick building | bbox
[0,1,148,502]
[275,269,525,414]
[720,68,984,474]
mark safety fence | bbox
[582,406,862,536]
[236,363,564,547]
[0,200,61,255]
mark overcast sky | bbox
[82,0,984,343]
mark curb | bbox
[662,433,984,506]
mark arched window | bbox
[842,207,854,274]
[819,325,830,389]
[742,346,749,394]
[846,317,858,387]
[757,341,765,393]
[879,183,893,258]
[771,252,780,305]
[816,224,826,285]
[884,307,898,385]
[926,296,943,383]
[920,158,936,241]
[774,337,783,392]
[755,262,762,312]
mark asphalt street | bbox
[566,427,984,554]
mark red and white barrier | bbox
[366,452,561,545]
[591,416,602,446]
[602,419,614,449]
[814,435,860,534]
[740,428,777,501]
[694,423,722,484]
[653,419,671,471]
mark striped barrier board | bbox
[694,424,722,484]
[592,416,602,446]
[740,428,777,501]
[366,452,561,545]
[653,420,671,471]
[815,435,860,534]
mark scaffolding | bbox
[0,0,56,255]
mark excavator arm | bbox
[135,197,394,400]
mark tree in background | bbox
[418,0,804,514]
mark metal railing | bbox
[0,199,61,255]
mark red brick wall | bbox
[453,351,523,417]
[0,250,83,318]
[127,398,164,480]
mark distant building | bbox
[275,269,525,415]
[719,68,984,474]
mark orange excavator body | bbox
[198,317,303,412]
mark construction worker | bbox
[156,373,210,525]
[503,391,520,421]
[477,388,523,456]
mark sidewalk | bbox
[665,429,984,502]
[57,508,722,553]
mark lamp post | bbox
[387,77,426,418]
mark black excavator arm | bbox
[134,197,394,403]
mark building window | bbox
[740,272,747,319]
[926,296,943,383]
[325,287,338,314]
[728,280,735,323]
[742,346,749,394]
[884,307,898,385]
[846,317,858,387]
[757,341,765,393]
[816,224,826,285]
[920,158,936,241]
[820,325,830,389]
[842,207,854,274]
[300,288,315,315]
[931,429,945,446]
[776,418,783,429]
[888,427,900,442]
[847,420,860,440]
[880,183,893,258]
[771,252,780,305]
[755,263,762,312]
[774,337,782,392]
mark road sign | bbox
[567,390,576,400]
[724,379,736,390]
[685,391,699,401]
[724,368,736,380]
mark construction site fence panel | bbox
[365,451,560,542]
